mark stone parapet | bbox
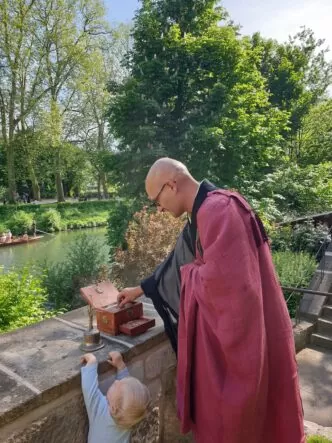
[0,305,187,443]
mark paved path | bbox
[297,345,332,427]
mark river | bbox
[0,227,109,271]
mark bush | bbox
[112,208,185,287]
[0,222,7,235]
[107,199,140,255]
[307,437,332,443]
[244,162,332,215]
[42,233,110,309]
[37,209,62,232]
[0,200,120,233]
[0,267,54,332]
[272,251,317,317]
[6,210,34,235]
[270,221,330,257]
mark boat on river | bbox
[0,235,44,247]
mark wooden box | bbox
[79,280,154,336]
[96,302,143,335]
[119,318,156,336]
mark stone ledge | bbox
[0,305,164,428]
[293,320,316,353]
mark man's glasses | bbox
[150,183,168,207]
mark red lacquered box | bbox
[119,317,156,336]
[80,280,155,336]
[96,302,143,335]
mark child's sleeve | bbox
[116,366,130,380]
[81,363,105,420]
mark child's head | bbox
[106,376,151,429]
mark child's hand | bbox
[81,353,97,366]
[107,351,126,371]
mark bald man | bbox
[118,158,305,443]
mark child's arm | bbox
[81,353,105,420]
[108,351,129,380]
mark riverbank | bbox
[0,199,129,235]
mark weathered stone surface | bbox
[131,407,159,443]
[147,378,162,404]
[297,346,332,427]
[2,393,87,443]
[0,318,128,392]
[0,371,35,418]
[293,321,315,353]
[159,368,193,443]
[304,420,332,439]
[128,359,145,381]
[145,343,176,380]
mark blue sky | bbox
[105,0,332,59]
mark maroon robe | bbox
[177,190,305,443]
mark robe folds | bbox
[177,190,305,443]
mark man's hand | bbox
[107,351,126,371]
[117,286,143,308]
[81,353,97,366]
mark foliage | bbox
[0,223,7,235]
[0,200,121,233]
[0,185,6,201]
[252,29,332,142]
[307,436,332,443]
[108,0,287,194]
[112,208,185,287]
[0,267,54,333]
[42,234,110,309]
[244,163,332,215]
[270,222,330,257]
[298,99,332,166]
[273,251,317,287]
[107,199,141,255]
[37,209,62,232]
[272,251,317,317]
[6,210,34,236]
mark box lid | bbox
[80,280,119,309]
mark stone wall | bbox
[0,341,180,443]
[0,306,190,443]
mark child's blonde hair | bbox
[111,377,151,429]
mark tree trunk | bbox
[97,174,101,200]
[101,172,108,199]
[55,171,65,202]
[6,142,16,203]
[28,159,41,200]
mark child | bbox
[81,351,151,443]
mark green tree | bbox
[38,0,106,202]
[108,0,287,194]
[0,0,52,202]
[298,99,332,165]
[252,29,332,161]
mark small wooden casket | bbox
[119,318,156,336]
[80,280,155,336]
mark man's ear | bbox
[169,179,178,193]
[111,403,118,415]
